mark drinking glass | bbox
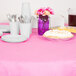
[68,8,76,27]
[19,23,31,38]
[10,22,19,35]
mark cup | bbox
[10,22,19,35]
[20,23,31,38]
[68,8,76,27]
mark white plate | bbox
[1,35,27,42]
[43,36,74,41]
[0,31,3,36]
[0,25,10,33]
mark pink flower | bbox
[37,8,44,15]
[35,7,54,15]
[45,7,54,15]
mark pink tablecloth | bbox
[0,28,76,76]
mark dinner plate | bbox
[43,29,74,41]
[43,37,74,41]
[1,35,27,42]
[43,34,74,41]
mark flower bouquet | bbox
[35,7,54,35]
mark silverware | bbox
[7,14,12,22]
[12,15,17,22]
[7,14,17,22]
[18,15,25,23]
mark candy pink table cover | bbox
[0,26,76,76]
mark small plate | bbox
[1,35,27,42]
[0,25,10,33]
[0,31,3,36]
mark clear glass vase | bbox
[38,15,49,35]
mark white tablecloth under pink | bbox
[0,28,76,76]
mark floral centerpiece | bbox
[35,7,54,35]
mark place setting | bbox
[0,2,32,43]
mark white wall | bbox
[0,0,76,23]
